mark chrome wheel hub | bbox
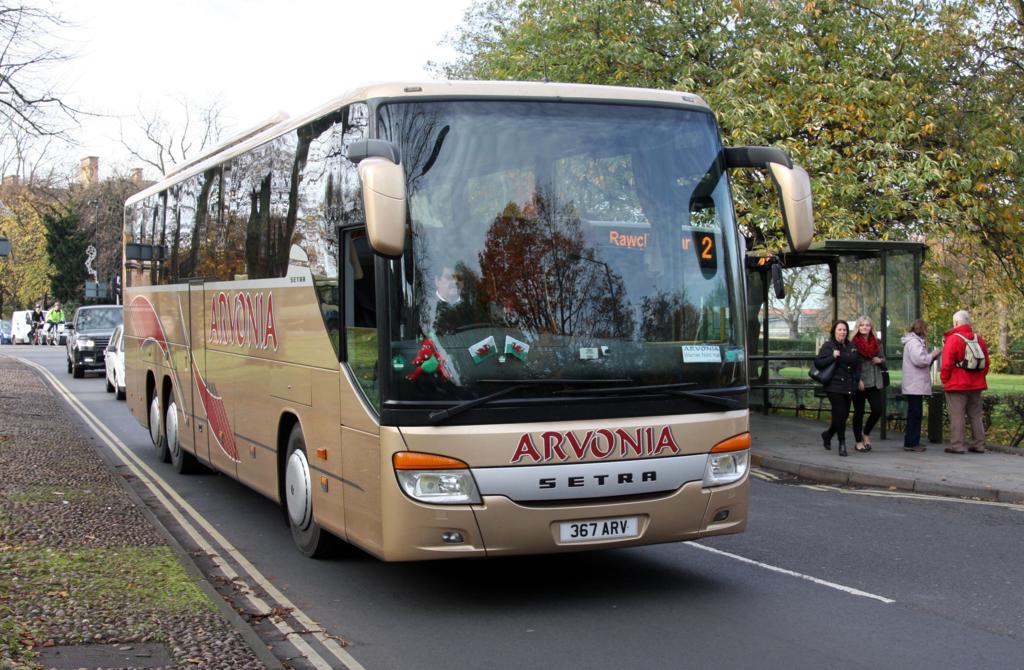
[285,450,312,529]
[166,401,179,458]
[149,395,161,446]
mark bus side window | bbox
[344,229,378,409]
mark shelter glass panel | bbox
[838,257,881,335]
[885,252,917,360]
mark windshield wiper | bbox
[554,381,698,395]
[428,378,633,425]
[672,388,745,409]
[428,384,528,424]
[476,378,633,386]
[556,382,746,409]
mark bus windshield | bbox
[379,100,745,406]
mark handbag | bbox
[880,366,891,389]
[808,360,837,385]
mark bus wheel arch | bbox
[276,413,300,512]
[281,419,332,558]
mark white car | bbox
[11,310,33,344]
[104,324,126,400]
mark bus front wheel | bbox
[284,425,332,558]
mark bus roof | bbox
[125,80,710,207]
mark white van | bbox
[11,310,33,344]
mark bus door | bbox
[199,283,239,479]
[188,279,211,464]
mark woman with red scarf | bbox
[851,316,886,453]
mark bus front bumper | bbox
[377,475,747,561]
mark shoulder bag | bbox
[809,360,837,385]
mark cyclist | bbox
[30,303,45,344]
[46,301,65,344]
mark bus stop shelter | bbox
[746,240,942,441]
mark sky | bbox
[46,0,474,179]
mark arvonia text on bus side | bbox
[123,81,813,561]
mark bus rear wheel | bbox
[284,425,332,558]
[150,391,170,463]
[167,397,198,474]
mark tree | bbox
[440,1,989,249]
[773,266,828,340]
[0,181,52,312]
[71,172,145,293]
[440,0,1024,356]
[0,3,79,179]
[119,94,226,177]
[43,207,85,302]
[0,3,77,136]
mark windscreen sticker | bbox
[504,335,530,361]
[724,347,745,362]
[681,344,722,363]
[579,347,599,360]
[469,336,498,364]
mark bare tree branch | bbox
[0,3,81,141]
[118,94,226,179]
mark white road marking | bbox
[17,356,366,670]
[689,542,896,604]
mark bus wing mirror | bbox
[769,163,813,254]
[724,146,814,253]
[349,140,407,258]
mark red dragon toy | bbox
[406,338,451,381]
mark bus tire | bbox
[284,425,332,558]
[167,396,199,474]
[150,390,170,463]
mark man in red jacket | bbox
[940,310,990,454]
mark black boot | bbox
[838,440,848,457]
[821,430,831,450]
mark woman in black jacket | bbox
[814,319,862,456]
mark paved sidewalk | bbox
[751,413,1024,503]
[0,356,279,670]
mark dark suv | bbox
[66,305,123,378]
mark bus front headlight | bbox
[703,432,751,487]
[393,452,481,505]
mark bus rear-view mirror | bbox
[349,139,407,258]
[769,163,813,253]
[724,146,814,253]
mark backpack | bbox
[955,333,986,371]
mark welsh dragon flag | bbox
[469,335,498,364]
[504,335,530,361]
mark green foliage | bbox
[440,0,1024,365]
[0,185,54,311]
[439,0,994,250]
[43,208,87,303]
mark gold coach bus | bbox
[123,81,813,561]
